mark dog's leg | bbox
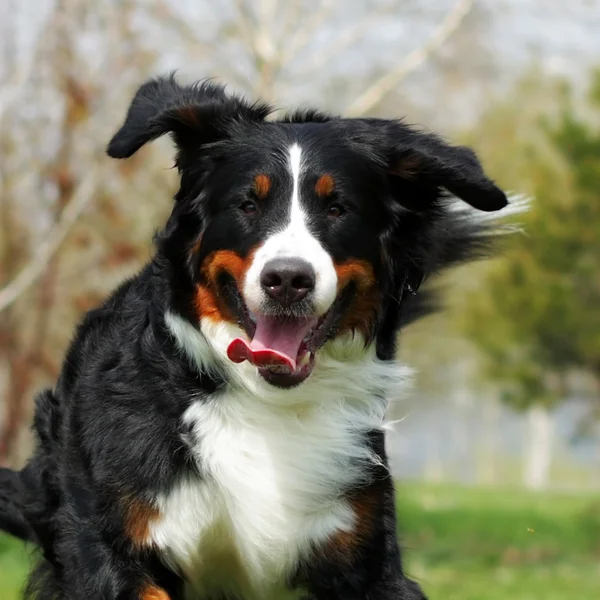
[29,542,177,600]
[301,480,427,600]
[25,556,174,600]
[22,508,183,600]
[299,435,427,600]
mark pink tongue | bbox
[227,316,317,371]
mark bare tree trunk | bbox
[523,403,553,490]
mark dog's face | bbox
[187,129,394,388]
[108,76,507,388]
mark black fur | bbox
[0,74,507,600]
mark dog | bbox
[0,74,510,600]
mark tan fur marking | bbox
[195,285,233,322]
[202,250,253,284]
[195,249,256,323]
[124,499,159,549]
[335,259,375,293]
[327,487,380,561]
[140,584,171,600]
[253,173,271,199]
[334,259,381,338]
[315,174,335,197]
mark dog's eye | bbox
[327,204,345,218]
[240,200,258,215]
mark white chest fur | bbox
[149,392,381,600]
[158,315,411,599]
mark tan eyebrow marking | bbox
[315,174,335,197]
[253,173,271,199]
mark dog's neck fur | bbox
[155,312,411,599]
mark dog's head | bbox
[108,75,507,389]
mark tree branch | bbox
[345,0,474,117]
[148,1,251,88]
[280,0,337,63]
[0,167,101,313]
[296,1,397,74]
[0,8,50,126]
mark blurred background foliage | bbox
[0,1,599,598]
[461,72,600,410]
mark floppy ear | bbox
[107,74,272,159]
[385,123,507,212]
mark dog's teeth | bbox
[298,352,311,368]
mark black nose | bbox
[260,258,316,307]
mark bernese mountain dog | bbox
[0,74,510,600]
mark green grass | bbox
[1,483,598,599]
[398,483,600,600]
[0,533,31,600]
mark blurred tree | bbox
[460,70,600,488]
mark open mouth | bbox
[226,309,339,388]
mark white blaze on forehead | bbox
[243,144,338,316]
[288,144,303,235]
